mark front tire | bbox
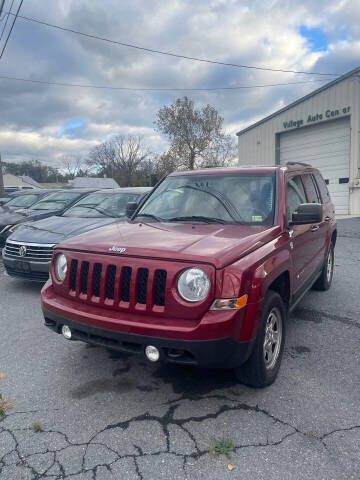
[312,243,334,291]
[235,290,286,388]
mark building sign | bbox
[283,106,351,129]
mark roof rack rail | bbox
[285,161,312,167]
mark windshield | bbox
[63,192,140,218]
[30,191,83,211]
[137,173,276,225]
[5,194,42,208]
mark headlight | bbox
[177,267,210,302]
[54,254,67,282]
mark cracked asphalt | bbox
[0,218,359,479]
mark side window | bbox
[286,175,307,221]
[303,174,321,203]
[314,172,330,203]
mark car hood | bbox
[58,221,282,269]
[9,216,123,244]
[0,207,61,226]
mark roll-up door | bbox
[279,117,350,214]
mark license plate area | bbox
[14,260,31,272]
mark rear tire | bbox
[234,290,286,388]
[312,243,334,291]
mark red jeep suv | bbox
[41,164,336,387]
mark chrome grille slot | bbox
[4,241,54,263]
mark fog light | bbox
[145,345,160,362]
[62,325,72,340]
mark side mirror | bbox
[291,203,323,225]
[126,202,138,218]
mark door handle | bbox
[310,225,320,232]
[324,216,331,222]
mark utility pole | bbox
[0,0,23,195]
[0,0,4,195]
[0,153,4,195]
[0,0,5,17]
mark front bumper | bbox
[2,251,50,282]
[43,308,254,368]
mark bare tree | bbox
[198,134,237,168]
[87,135,150,186]
[87,141,116,178]
[60,155,89,179]
[112,135,150,185]
[154,96,233,170]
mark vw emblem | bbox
[19,245,27,257]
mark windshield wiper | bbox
[136,213,163,222]
[167,215,226,224]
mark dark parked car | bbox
[2,187,151,281]
[0,189,55,210]
[41,163,336,388]
[0,189,96,248]
[0,191,22,206]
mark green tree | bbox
[154,96,235,170]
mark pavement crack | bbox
[321,424,360,440]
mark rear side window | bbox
[286,175,307,220]
[303,174,321,203]
[314,172,330,203]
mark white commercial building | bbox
[237,66,360,215]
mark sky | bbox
[0,0,359,167]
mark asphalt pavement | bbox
[0,218,359,479]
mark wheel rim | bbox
[263,307,283,370]
[326,248,333,283]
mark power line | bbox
[0,0,14,42]
[0,74,332,92]
[0,0,22,60]
[7,11,340,77]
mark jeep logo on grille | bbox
[19,245,27,257]
[109,246,126,253]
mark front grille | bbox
[4,241,54,263]
[66,259,167,309]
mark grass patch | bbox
[0,372,14,417]
[31,422,42,433]
[210,437,236,459]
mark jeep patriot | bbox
[41,164,336,387]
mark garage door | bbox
[279,117,350,214]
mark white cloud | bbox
[0,0,358,166]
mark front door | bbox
[286,175,314,294]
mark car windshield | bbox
[63,192,140,218]
[5,194,42,208]
[30,191,83,211]
[137,173,276,225]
